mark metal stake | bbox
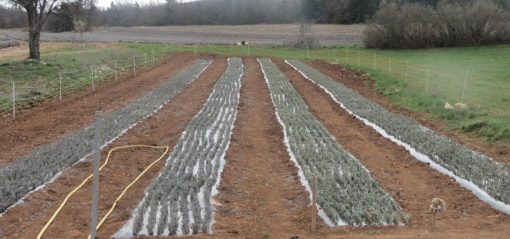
[357,51,360,67]
[312,174,317,233]
[427,65,431,95]
[389,57,391,77]
[90,111,103,239]
[152,50,155,64]
[91,66,95,90]
[373,54,376,70]
[114,60,118,81]
[12,81,15,119]
[461,70,469,103]
[405,61,409,83]
[59,72,62,102]
[133,56,136,77]
[346,48,349,64]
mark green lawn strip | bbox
[0,42,168,111]
[343,63,510,145]
[2,43,508,144]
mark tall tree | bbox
[5,0,59,60]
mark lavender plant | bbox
[258,58,407,226]
[286,59,510,208]
[0,59,211,213]
[118,58,243,236]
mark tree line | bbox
[363,0,510,48]
[0,0,385,29]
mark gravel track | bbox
[258,58,407,226]
[116,57,243,237]
[0,25,363,45]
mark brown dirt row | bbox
[0,56,227,239]
[2,55,509,239]
[0,53,197,168]
[211,57,314,239]
[306,60,510,165]
[273,58,510,238]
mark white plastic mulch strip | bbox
[114,57,243,238]
[0,59,211,217]
[286,59,510,216]
[258,58,407,226]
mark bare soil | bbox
[1,56,509,239]
[0,53,196,168]
[306,59,510,165]
[273,58,510,239]
[211,57,314,238]
[0,56,227,239]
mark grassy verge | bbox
[0,42,169,110]
[168,44,510,144]
[1,42,508,144]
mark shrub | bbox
[363,0,510,49]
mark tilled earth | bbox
[1,54,509,239]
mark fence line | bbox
[334,48,510,116]
[1,49,166,116]
[2,45,509,117]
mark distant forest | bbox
[1,0,509,30]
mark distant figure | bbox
[241,40,248,45]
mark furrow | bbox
[115,57,243,237]
[0,59,211,215]
[286,59,510,215]
[258,58,407,226]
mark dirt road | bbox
[0,24,364,45]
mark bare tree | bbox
[4,0,59,60]
[73,16,87,46]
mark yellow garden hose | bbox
[37,145,169,239]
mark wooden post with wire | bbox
[114,60,118,81]
[59,72,62,102]
[12,81,15,119]
[133,56,137,77]
[90,111,103,239]
[90,66,95,90]
[312,174,317,233]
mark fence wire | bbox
[1,49,166,115]
[337,49,510,116]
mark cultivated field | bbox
[1,52,509,239]
[0,24,364,45]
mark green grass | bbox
[1,42,509,144]
[357,45,510,79]
[0,42,169,109]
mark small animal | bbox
[430,198,446,213]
